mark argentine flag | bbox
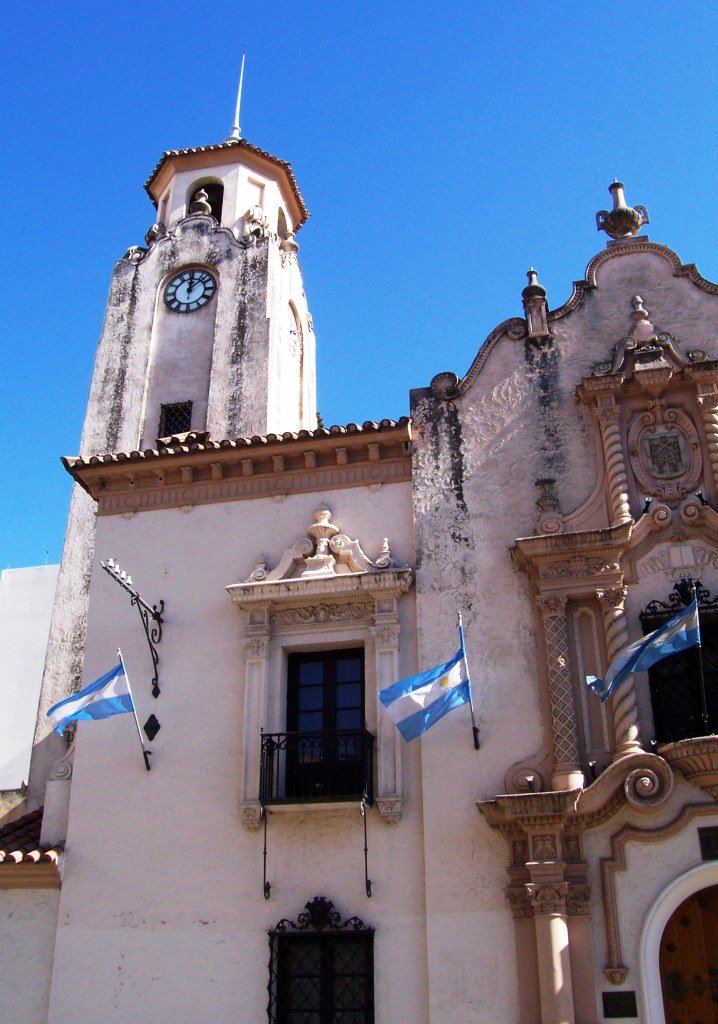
[47,661,135,735]
[379,644,471,742]
[587,596,700,703]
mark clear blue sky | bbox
[4,1,718,568]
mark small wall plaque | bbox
[602,990,638,1018]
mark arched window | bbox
[188,180,224,222]
[277,208,288,239]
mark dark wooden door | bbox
[661,884,718,1023]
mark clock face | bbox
[163,269,217,313]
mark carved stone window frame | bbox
[227,514,414,828]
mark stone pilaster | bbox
[596,586,642,759]
[596,398,632,526]
[526,877,576,1024]
[537,595,583,790]
[240,613,270,830]
[372,599,403,822]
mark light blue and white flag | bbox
[46,661,135,734]
[379,640,472,742]
[587,596,700,703]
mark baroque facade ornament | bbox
[269,602,372,627]
[526,881,568,916]
[242,509,402,585]
[596,181,648,241]
[627,401,702,502]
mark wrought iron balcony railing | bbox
[260,729,374,804]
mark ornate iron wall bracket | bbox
[101,559,165,697]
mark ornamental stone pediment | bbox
[226,509,414,607]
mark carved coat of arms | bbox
[628,404,702,501]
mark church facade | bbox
[3,132,718,1024]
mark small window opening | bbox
[158,401,193,438]
[190,182,223,222]
[277,208,288,239]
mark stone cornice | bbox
[227,568,414,606]
[512,523,632,593]
[63,421,411,515]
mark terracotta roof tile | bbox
[0,807,63,864]
[62,417,411,472]
[144,138,309,226]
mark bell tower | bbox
[28,127,317,805]
[85,132,316,459]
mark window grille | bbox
[640,581,718,743]
[268,897,374,1024]
[158,401,192,438]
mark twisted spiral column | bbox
[537,595,583,790]
[697,384,718,489]
[596,586,642,759]
[596,400,632,526]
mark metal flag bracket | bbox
[102,559,165,698]
[360,798,372,898]
[261,805,271,900]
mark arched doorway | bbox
[660,884,718,1023]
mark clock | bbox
[163,269,217,313]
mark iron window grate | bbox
[268,897,374,1024]
[158,401,192,438]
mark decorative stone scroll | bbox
[243,509,400,584]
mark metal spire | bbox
[227,52,246,142]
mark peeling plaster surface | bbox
[409,242,718,1021]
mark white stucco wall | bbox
[46,482,429,1024]
[0,889,59,1024]
[0,565,59,791]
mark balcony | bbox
[260,729,374,805]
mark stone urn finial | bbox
[189,189,212,215]
[629,295,657,345]
[596,180,649,240]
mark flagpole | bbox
[458,612,480,750]
[688,581,709,734]
[117,648,152,772]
